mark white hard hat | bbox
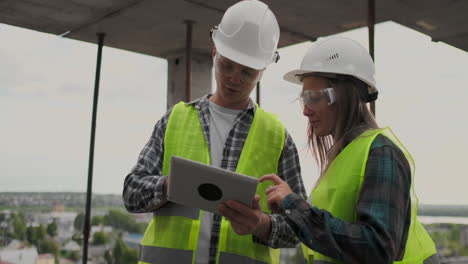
[284,37,378,102]
[211,0,280,70]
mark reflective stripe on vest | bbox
[219,252,268,264]
[140,245,192,264]
[303,128,437,264]
[139,102,285,264]
[153,202,199,220]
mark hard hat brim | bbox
[284,69,378,92]
[284,69,339,85]
[283,69,341,85]
[283,70,308,85]
[214,39,267,70]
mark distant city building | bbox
[0,211,11,219]
[62,241,80,252]
[461,226,468,247]
[36,254,54,264]
[0,192,123,209]
[52,204,65,213]
[32,212,77,243]
[88,245,109,264]
[0,247,38,264]
[5,240,23,250]
[441,256,468,264]
[58,258,74,264]
[90,226,113,236]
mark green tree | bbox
[74,212,85,231]
[448,224,461,241]
[103,210,132,229]
[38,238,59,255]
[104,250,113,264]
[91,215,103,226]
[103,210,146,233]
[26,226,37,244]
[25,225,48,249]
[92,231,109,245]
[112,238,125,264]
[12,214,26,240]
[112,238,137,264]
[67,250,80,261]
[47,220,58,237]
[36,225,47,241]
[460,246,468,256]
[17,211,26,222]
[122,247,138,264]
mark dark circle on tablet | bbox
[198,183,223,201]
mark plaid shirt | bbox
[280,134,434,264]
[123,95,307,263]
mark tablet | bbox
[167,156,259,214]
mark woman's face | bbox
[301,76,337,137]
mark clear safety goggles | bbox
[299,88,336,109]
[214,53,263,85]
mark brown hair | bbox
[308,75,378,179]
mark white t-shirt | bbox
[195,101,241,264]
[208,101,242,167]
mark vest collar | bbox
[187,95,256,113]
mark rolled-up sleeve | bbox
[262,129,307,248]
[122,109,172,213]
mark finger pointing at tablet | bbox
[259,174,293,213]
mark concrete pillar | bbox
[167,52,213,109]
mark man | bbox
[123,1,306,263]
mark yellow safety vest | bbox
[302,128,437,264]
[139,102,285,264]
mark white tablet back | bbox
[167,156,259,214]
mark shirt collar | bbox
[187,94,256,112]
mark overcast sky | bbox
[1,21,467,205]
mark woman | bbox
[260,37,439,264]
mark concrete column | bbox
[167,52,213,109]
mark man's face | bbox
[213,53,263,109]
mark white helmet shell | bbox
[284,37,378,101]
[211,0,280,70]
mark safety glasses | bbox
[299,88,336,109]
[214,54,263,85]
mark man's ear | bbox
[212,47,216,58]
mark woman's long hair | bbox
[308,75,378,182]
